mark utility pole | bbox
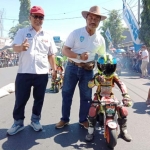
[138,0,140,25]
[0,9,4,37]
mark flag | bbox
[123,0,142,51]
[105,28,112,43]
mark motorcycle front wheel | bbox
[105,126,117,149]
[54,84,60,93]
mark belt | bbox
[68,59,84,67]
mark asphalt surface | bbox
[0,66,150,150]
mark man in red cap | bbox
[7,6,57,135]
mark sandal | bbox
[146,99,150,105]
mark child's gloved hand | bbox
[94,75,105,86]
[122,98,132,107]
[122,94,132,107]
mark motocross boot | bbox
[85,116,97,142]
[98,113,104,127]
[85,127,94,142]
[49,83,54,91]
[118,118,132,142]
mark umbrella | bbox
[115,49,126,53]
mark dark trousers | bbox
[13,73,48,121]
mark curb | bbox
[0,83,15,98]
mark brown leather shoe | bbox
[55,120,69,129]
[79,121,89,129]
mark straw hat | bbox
[82,6,107,21]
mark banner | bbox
[105,28,112,43]
[123,0,142,51]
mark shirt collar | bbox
[29,25,44,34]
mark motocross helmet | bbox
[97,54,117,76]
[55,55,64,66]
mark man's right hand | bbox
[21,38,29,51]
[80,52,89,61]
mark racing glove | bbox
[94,75,105,86]
[122,94,132,107]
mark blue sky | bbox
[1,0,139,40]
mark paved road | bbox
[0,67,150,150]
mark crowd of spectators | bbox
[0,48,149,77]
[0,50,19,68]
[112,49,150,76]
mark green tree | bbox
[139,0,150,47]
[100,10,126,49]
[9,0,31,39]
[19,0,31,24]
[9,21,30,39]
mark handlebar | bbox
[89,99,124,107]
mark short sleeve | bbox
[64,31,75,48]
[97,36,106,56]
[48,37,58,55]
[12,29,24,45]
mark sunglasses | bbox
[31,14,44,20]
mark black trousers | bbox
[13,73,48,121]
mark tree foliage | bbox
[139,0,150,46]
[9,21,30,39]
[100,10,126,49]
[9,0,31,39]
[19,0,31,24]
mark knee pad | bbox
[89,106,98,117]
[118,106,128,118]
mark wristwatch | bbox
[76,54,81,60]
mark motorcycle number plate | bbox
[106,106,115,115]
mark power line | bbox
[2,5,138,22]
[45,0,117,16]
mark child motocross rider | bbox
[85,54,132,142]
[50,55,64,91]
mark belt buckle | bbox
[78,64,82,67]
[78,62,84,68]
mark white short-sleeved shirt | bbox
[141,50,149,62]
[65,27,106,63]
[13,26,57,74]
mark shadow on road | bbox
[0,123,111,150]
[132,102,150,115]
[54,123,111,150]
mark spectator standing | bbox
[140,45,149,78]
[55,6,106,129]
[7,6,57,135]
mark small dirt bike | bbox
[91,96,121,149]
[49,66,64,93]
[53,76,63,93]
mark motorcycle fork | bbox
[104,115,118,138]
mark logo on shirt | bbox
[80,36,84,42]
[26,33,32,38]
[41,39,48,43]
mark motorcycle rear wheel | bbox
[54,84,60,93]
[105,126,117,149]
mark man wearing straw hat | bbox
[55,6,107,129]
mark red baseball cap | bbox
[30,6,44,16]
